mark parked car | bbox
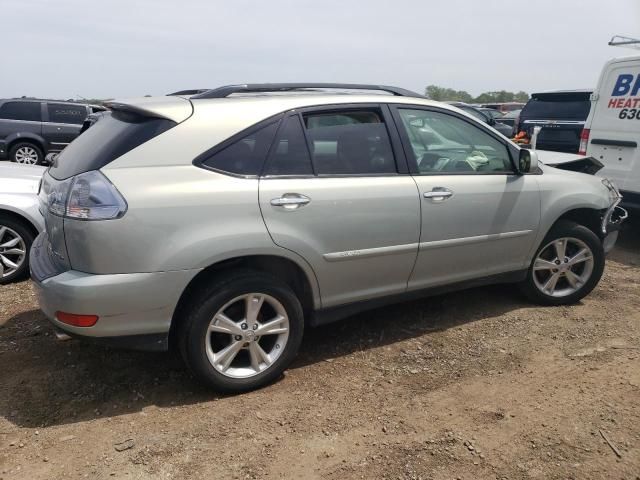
[0,163,44,283]
[494,108,521,135]
[480,102,525,113]
[448,102,514,137]
[582,55,640,211]
[515,90,592,153]
[31,83,626,393]
[0,98,107,165]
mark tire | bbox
[179,270,304,393]
[519,220,605,306]
[9,142,44,165]
[0,214,35,284]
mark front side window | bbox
[202,121,279,176]
[47,104,87,125]
[302,110,396,175]
[397,108,513,175]
[0,101,41,122]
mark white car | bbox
[0,163,44,283]
[581,54,640,210]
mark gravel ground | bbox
[0,220,639,480]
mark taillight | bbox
[579,129,590,155]
[45,170,127,220]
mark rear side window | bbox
[264,116,314,176]
[202,121,279,176]
[0,101,41,122]
[521,95,591,120]
[49,111,175,180]
[302,110,396,175]
[47,103,87,125]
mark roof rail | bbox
[608,35,640,50]
[167,89,209,96]
[192,83,425,99]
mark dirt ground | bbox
[0,221,639,480]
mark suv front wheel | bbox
[520,220,605,305]
[179,270,304,392]
[10,142,43,165]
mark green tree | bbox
[424,85,530,104]
[424,85,473,103]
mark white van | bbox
[581,55,640,210]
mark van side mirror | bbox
[518,149,538,174]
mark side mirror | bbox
[487,117,496,126]
[518,149,539,174]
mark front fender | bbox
[529,166,611,258]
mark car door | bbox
[42,103,87,152]
[259,105,420,308]
[391,105,541,290]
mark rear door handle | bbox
[270,193,311,209]
[423,188,453,202]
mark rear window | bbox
[49,111,175,180]
[0,101,41,122]
[521,94,591,120]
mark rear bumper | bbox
[30,234,201,351]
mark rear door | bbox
[259,105,421,308]
[42,103,87,152]
[588,58,640,195]
[518,93,591,153]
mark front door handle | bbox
[423,187,453,202]
[270,193,311,210]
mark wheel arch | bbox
[6,134,47,156]
[552,207,604,239]
[0,207,41,239]
[168,254,320,349]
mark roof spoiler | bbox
[104,96,193,123]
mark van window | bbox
[47,103,87,125]
[0,101,41,122]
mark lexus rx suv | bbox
[31,84,626,392]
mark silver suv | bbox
[31,84,626,392]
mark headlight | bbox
[46,171,127,220]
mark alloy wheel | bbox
[205,293,290,379]
[0,226,27,279]
[14,146,39,164]
[532,237,595,298]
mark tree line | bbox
[424,85,529,104]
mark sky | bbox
[2,0,640,100]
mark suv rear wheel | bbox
[10,142,43,165]
[179,270,304,392]
[0,215,34,284]
[520,221,604,305]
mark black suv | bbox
[0,99,106,164]
[515,90,592,153]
